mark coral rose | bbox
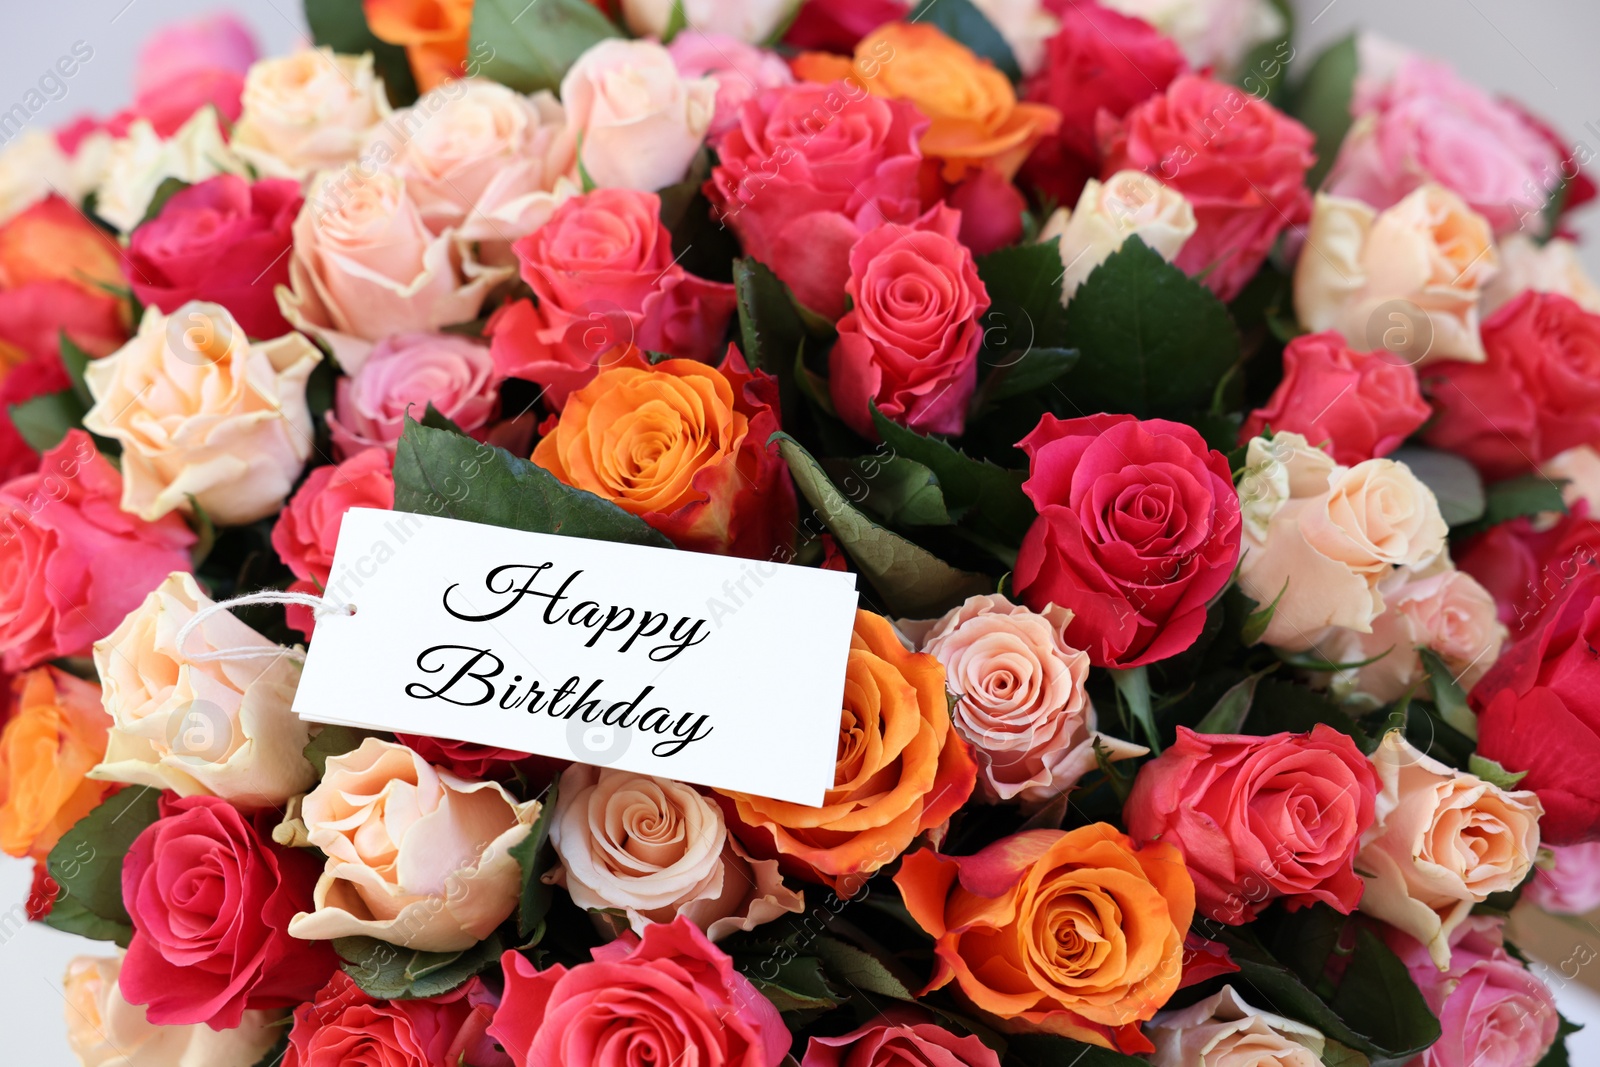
[271,447,395,637]
[231,49,391,181]
[0,195,125,298]
[532,348,794,558]
[719,610,976,892]
[1146,985,1325,1067]
[800,1011,1002,1067]
[0,668,112,861]
[328,333,498,459]
[895,825,1193,1054]
[284,970,510,1067]
[1038,171,1196,304]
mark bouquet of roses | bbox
[2,0,1597,1064]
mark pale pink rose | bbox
[1147,986,1325,1067]
[623,0,798,44]
[1484,234,1600,318]
[1038,170,1195,304]
[287,737,541,952]
[561,39,716,193]
[328,333,499,458]
[135,14,258,97]
[1526,841,1600,915]
[901,594,1144,807]
[668,32,793,139]
[1358,732,1543,968]
[546,765,802,940]
[1098,0,1285,74]
[281,168,512,374]
[231,50,392,182]
[1541,445,1600,515]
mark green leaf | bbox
[9,390,85,454]
[303,724,381,778]
[187,495,217,568]
[1296,34,1358,189]
[1059,237,1242,419]
[576,132,598,193]
[1453,474,1567,538]
[1110,665,1161,754]
[978,347,1079,405]
[777,434,990,616]
[870,407,1034,542]
[975,239,1068,361]
[1418,648,1478,742]
[302,0,420,106]
[510,778,560,943]
[1231,0,1294,106]
[393,418,673,548]
[421,402,467,436]
[58,332,95,410]
[1196,666,1276,734]
[1246,678,1372,750]
[824,456,952,527]
[138,177,190,228]
[1468,753,1528,790]
[906,0,1021,81]
[468,0,620,94]
[740,955,842,1014]
[1007,1033,1147,1065]
[811,935,914,1001]
[662,0,689,41]
[1242,580,1288,646]
[1393,446,1485,528]
[335,933,505,1000]
[43,787,162,946]
[1321,1039,1374,1067]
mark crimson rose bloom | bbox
[1424,291,1600,479]
[1472,568,1600,845]
[120,794,336,1028]
[1239,331,1431,465]
[1125,725,1381,924]
[829,205,988,439]
[801,1012,1001,1067]
[1015,414,1241,667]
[0,431,195,672]
[782,0,904,52]
[128,174,302,339]
[489,915,788,1067]
[1457,509,1600,638]
[1101,74,1314,302]
[392,734,536,781]
[284,970,510,1067]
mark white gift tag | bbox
[292,508,858,806]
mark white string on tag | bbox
[176,590,355,665]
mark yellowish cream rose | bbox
[0,129,77,223]
[1542,445,1600,514]
[1039,170,1195,305]
[231,49,392,182]
[93,107,249,233]
[1147,985,1325,1067]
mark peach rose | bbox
[1542,445,1600,514]
[281,167,512,373]
[1294,185,1499,366]
[546,764,802,940]
[1357,731,1543,968]
[1038,170,1195,304]
[63,953,281,1067]
[719,610,976,893]
[1483,233,1600,318]
[0,668,112,861]
[82,302,321,524]
[895,826,1194,1054]
[622,0,799,44]
[94,107,249,233]
[287,737,541,952]
[900,594,1144,807]
[90,572,315,809]
[562,39,716,193]
[1236,434,1448,650]
[1147,985,1325,1067]
[793,23,1061,182]
[231,49,392,182]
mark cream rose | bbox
[280,167,512,373]
[0,129,77,223]
[1483,233,1600,318]
[287,737,541,952]
[1237,436,1448,650]
[546,764,802,939]
[1039,171,1196,305]
[900,594,1144,806]
[63,953,280,1067]
[622,0,800,45]
[1542,445,1600,514]
[94,107,249,232]
[1099,0,1285,73]
[1294,185,1499,366]
[82,302,320,524]
[561,38,716,193]
[1357,731,1543,968]
[1148,985,1326,1067]
[89,572,314,810]
[231,48,391,182]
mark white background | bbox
[1,0,1598,1062]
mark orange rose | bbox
[792,23,1060,182]
[718,610,977,893]
[364,0,475,92]
[895,825,1194,1055]
[531,346,795,557]
[0,668,114,861]
[0,196,126,298]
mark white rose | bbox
[622,0,800,44]
[0,129,76,223]
[1039,170,1195,305]
[1099,0,1285,73]
[93,106,248,232]
[1148,985,1325,1067]
[1542,445,1600,515]
[231,48,391,182]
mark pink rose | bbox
[284,970,511,1067]
[1125,726,1380,924]
[1526,841,1600,915]
[329,333,499,458]
[135,14,259,100]
[829,204,988,438]
[668,32,794,140]
[0,431,195,672]
[120,794,337,1029]
[801,1011,1002,1067]
[489,914,789,1067]
[1101,74,1315,301]
[947,168,1026,257]
[1391,916,1559,1067]
[707,81,928,318]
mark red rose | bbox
[128,175,301,340]
[1471,568,1600,845]
[0,431,194,672]
[707,82,928,319]
[1457,509,1600,638]
[1239,331,1431,465]
[1021,1,1188,207]
[1125,726,1380,925]
[782,0,904,52]
[489,914,789,1067]
[829,205,988,439]
[392,734,536,781]
[284,970,511,1067]
[489,188,735,409]
[1015,414,1242,667]
[801,1012,1001,1067]
[1424,291,1600,480]
[119,794,337,1028]
[1101,74,1314,302]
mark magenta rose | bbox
[284,970,511,1067]
[120,794,337,1028]
[829,205,988,439]
[127,174,302,339]
[1101,74,1314,302]
[707,81,928,319]
[328,332,499,459]
[489,915,788,1067]
[0,430,195,672]
[1015,414,1242,667]
[801,1012,1001,1067]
